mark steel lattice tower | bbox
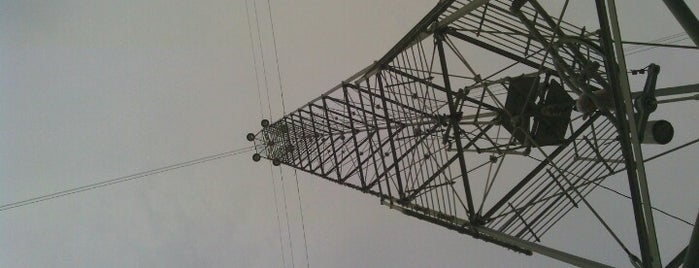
[247,1,699,267]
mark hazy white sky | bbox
[1,1,698,267]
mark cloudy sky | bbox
[1,1,698,267]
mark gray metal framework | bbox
[248,1,698,267]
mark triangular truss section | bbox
[248,0,679,267]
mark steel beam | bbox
[633,83,699,98]
[371,0,457,74]
[377,73,407,199]
[473,226,613,268]
[445,28,556,74]
[384,65,500,111]
[684,211,699,268]
[597,0,661,267]
[662,0,699,46]
[482,113,600,220]
[436,32,476,217]
[384,199,613,267]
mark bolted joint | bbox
[449,111,464,123]
[635,95,657,114]
[433,29,449,41]
[471,213,488,226]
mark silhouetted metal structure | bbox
[248,0,699,267]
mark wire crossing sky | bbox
[246,0,310,266]
[0,147,255,212]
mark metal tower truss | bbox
[249,0,698,267]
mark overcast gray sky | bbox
[1,1,698,267]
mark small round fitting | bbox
[643,120,674,145]
[246,133,256,141]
